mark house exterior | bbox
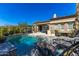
[32,4,79,36]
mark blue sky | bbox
[0,3,76,26]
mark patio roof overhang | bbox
[34,14,76,26]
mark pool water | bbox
[55,49,64,56]
[7,35,65,56]
[20,35,38,46]
[7,35,38,56]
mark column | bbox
[47,24,55,36]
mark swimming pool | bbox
[7,34,38,56]
[6,34,67,56]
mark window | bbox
[57,24,61,30]
[61,24,64,29]
[68,22,74,29]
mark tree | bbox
[27,25,32,33]
[18,22,28,33]
[0,26,6,42]
[0,27,3,39]
[2,26,9,36]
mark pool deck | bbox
[28,32,75,40]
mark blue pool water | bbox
[7,35,65,56]
[7,35,38,56]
